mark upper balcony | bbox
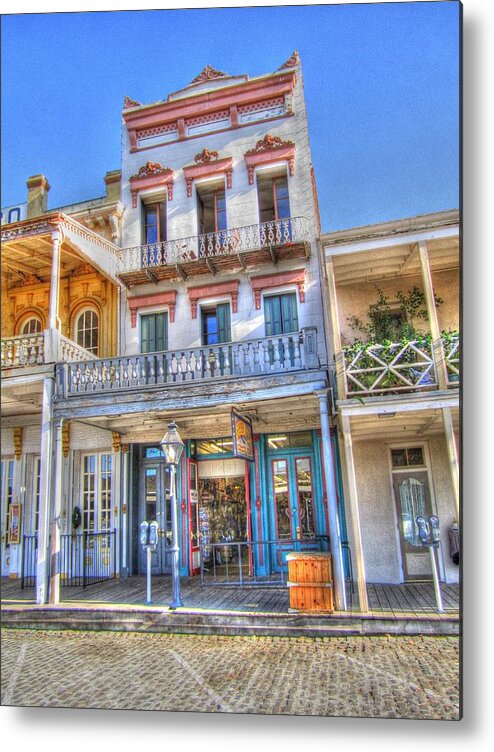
[117,216,311,287]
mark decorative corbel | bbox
[13,427,23,461]
[62,422,70,458]
[112,432,121,453]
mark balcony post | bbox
[442,407,460,521]
[48,228,63,331]
[49,418,64,605]
[316,390,347,611]
[301,327,319,368]
[325,256,347,399]
[418,240,448,389]
[340,414,369,613]
[36,376,55,604]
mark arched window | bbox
[75,309,99,354]
[21,317,42,335]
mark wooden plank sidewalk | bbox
[1,576,459,618]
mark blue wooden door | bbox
[139,463,172,574]
[268,454,317,570]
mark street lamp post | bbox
[160,421,185,609]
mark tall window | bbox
[140,312,168,353]
[201,303,231,345]
[75,309,99,355]
[21,317,42,335]
[264,293,298,336]
[81,453,112,533]
[197,185,227,235]
[1,459,15,551]
[257,174,290,223]
[142,200,166,244]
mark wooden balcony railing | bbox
[1,332,95,369]
[55,328,320,398]
[341,332,460,397]
[119,216,309,274]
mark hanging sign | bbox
[7,503,22,544]
[231,409,254,462]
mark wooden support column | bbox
[121,444,129,576]
[326,257,346,399]
[442,407,460,521]
[317,391,347,611]
[36,377,55,604]
[418,240,448,389]
[340,414,369,613]
[49,419,64,604]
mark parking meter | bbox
[140,520,149,547]
[415,516,429,546]
[148,521,159,549]
[429,515,440,544]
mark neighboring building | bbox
[1,54,348,608]
[321,210,460,611]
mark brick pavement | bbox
[1,628,460,719]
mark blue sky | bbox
[1,2,460,231]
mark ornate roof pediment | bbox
[189,65,230,86]
[278,51,300,70]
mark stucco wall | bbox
[345,433,459,584]
[336,268,459,345]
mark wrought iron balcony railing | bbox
[55,328,320,398]
[118,216,309,274]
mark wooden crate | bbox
[286,552,334,613]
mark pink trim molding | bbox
[129,162,174,207]
[250,269,305,309]
[187,280,239,319]
[183,156,233,198]
[128,291,177,327]
[244,135,296,184]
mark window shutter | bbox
[217,303,231,343]
[281,293,298,333]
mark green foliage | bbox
[345,286,443,346]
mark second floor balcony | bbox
[338,331,460,399]
[117,216,311,287]
[55,327,320,399]
[1,331,96,372]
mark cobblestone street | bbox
[1,629,460,720]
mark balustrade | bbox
[120,217,308,273]
[1,333,45,368]
[58,330,313,397]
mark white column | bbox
[49,419,64,604]
[325,256,346,399]
[48,228,63,330]
[113,444,122,578]
[340,414,369,613]
[121,446,129,576]
[442,407,460,521]
[418,240,448,389]
[317,391,347,611]
[36,377,54,604]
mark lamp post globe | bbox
[160,421,185,609]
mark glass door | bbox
[139,462,172,574]
[188,460,200,575]
[392,469,434,580]
[269,454,317,569]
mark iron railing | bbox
[119,216,309,274]
[200,536,330,587]
[59,530,117,587]
[20,534,38,589]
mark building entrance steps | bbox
[1,576,460,637]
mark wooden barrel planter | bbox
[286,552,334,614]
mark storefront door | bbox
[139,462,171,574]
[392,469,434,580]
[269,454,317,568]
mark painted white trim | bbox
[324,225,459,257]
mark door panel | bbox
[139,463,171,574]
[392,470,433,580]
[188,460,200,574]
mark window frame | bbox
[256,170,291,223]
[263,291,299,336]
[200,302,231,346]
[196,180,227,235]
[139,310,169,354]
[74,308,100,355]
[20,317,43,335]
[141,198,167,245]
[80,452,113,534]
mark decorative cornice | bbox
[250,269,306,310]
[194,148,219,164]
[123,96,141,109]
[245,134,295,155]
[62,422,70,458]
[72,262,96,277]
[187,280,240,319]
[129,162,174,207]
[190,65,229,85]
[128,290,177,327]
[13,427,23,461]
[244,134,296,184]
[278,51,300,70]
[183,156,233,197]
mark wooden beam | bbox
[442,407,460,521]
[175,264,187,280]
[418,240,448,389]
[398,243,418,274]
